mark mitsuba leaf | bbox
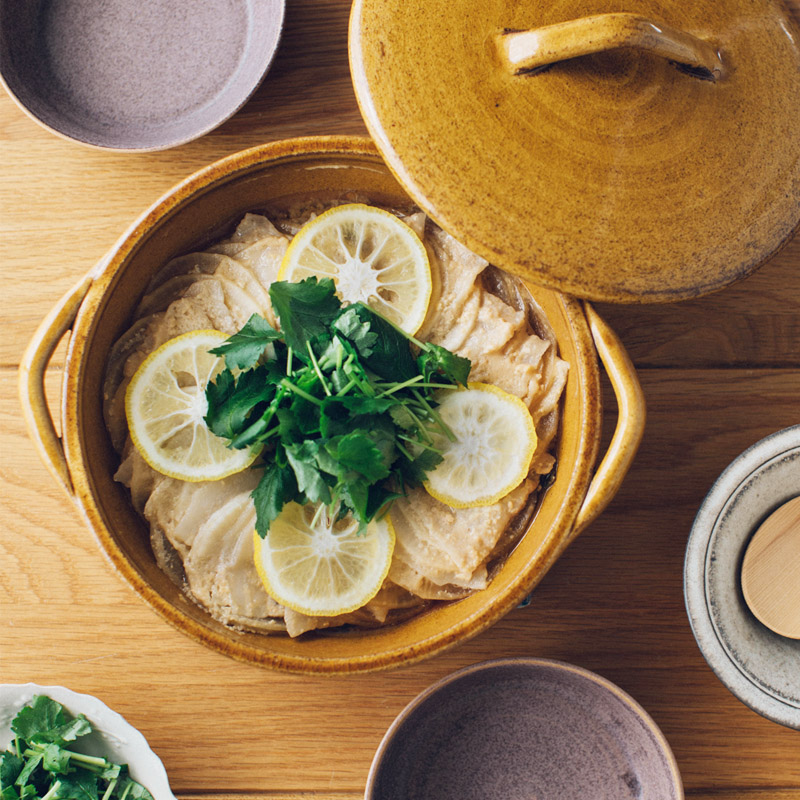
[401,447,444,485]
[56,773,98,800]
[418,344,471,386]
[205,366,275,441]
[11,697,91,746]
[333,308,378,357]
[208,314,281,370]
[344,304,416,380]
[252,463,299,537]
[366,485,404,521]
[13,753,41,789]
[332,395,396,417]
[98,763,121,781]
[338,433,390,479]
[41,744,70,775]
[326,432,391,480]
[285,442,332,506]
[388,405,416,430]
[11,695,62,742]
[114,778,153,800]
[0,752,23,787]
[337,478,369,529]
[269,278,341,358]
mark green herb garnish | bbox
[205,276,471,535]
[0,696,154,800]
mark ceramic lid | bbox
[349,1,800,303]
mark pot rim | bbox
[55,136,608,674]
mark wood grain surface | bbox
[2,1,799,798]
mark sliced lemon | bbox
[424,383,537,508]
[277,203,432,334]
[254,503,395,617]
[125,330,258,481]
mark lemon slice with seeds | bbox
[424,383,537,508]
[125,330,257,481]
[277,203,432,334]
[254,503,395,617]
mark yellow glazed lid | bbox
[349,1,800,303]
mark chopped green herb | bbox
[204,276,472,534]
[0,696,153,800]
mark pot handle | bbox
[18,274,93,498]
[572,302,646,538]
[497,12,725,81]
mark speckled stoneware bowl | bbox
[0,683,175,800]
[19,137,644,674]
[0,0,284,150]
[365,659,683,800]
[685,425,800,729]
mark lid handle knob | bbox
[498,12,725,81]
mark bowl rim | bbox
[57,136,603,674]
[364,656,684,799]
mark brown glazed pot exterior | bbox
[26,137,639,674]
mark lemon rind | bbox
[253,514,396,617]
[277,203,432,335]
[125,329,258,483]
[423,382,537,509]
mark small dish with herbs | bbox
[0,685,174,800]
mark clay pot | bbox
[19,137,644,674]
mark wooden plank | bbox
[3,0,800,797]
[5,0,800,372]
[174,792,800,800]
[595,234,800,369]
[177,794,800,800]
[4,367,800,794]
[0,1,367,368]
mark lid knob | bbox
[498,13,725,81]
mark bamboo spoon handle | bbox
[497,12,725,81]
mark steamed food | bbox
[201,272,473,535]
[103,201,568,637]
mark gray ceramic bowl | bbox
[365,658,683,800]
[0,0,284,150]
[684,425,800,730]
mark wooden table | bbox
[2,2,799,797]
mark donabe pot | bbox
[19,137,644,674]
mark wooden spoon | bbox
[741,496,800,639]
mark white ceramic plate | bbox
[0,683,176,799]
[684,425,800,729]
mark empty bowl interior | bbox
[60,140,601,673]
[366,659,682,800]
[0,0,284,149]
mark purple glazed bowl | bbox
[366,658,683,800]
[0,0,284,150]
